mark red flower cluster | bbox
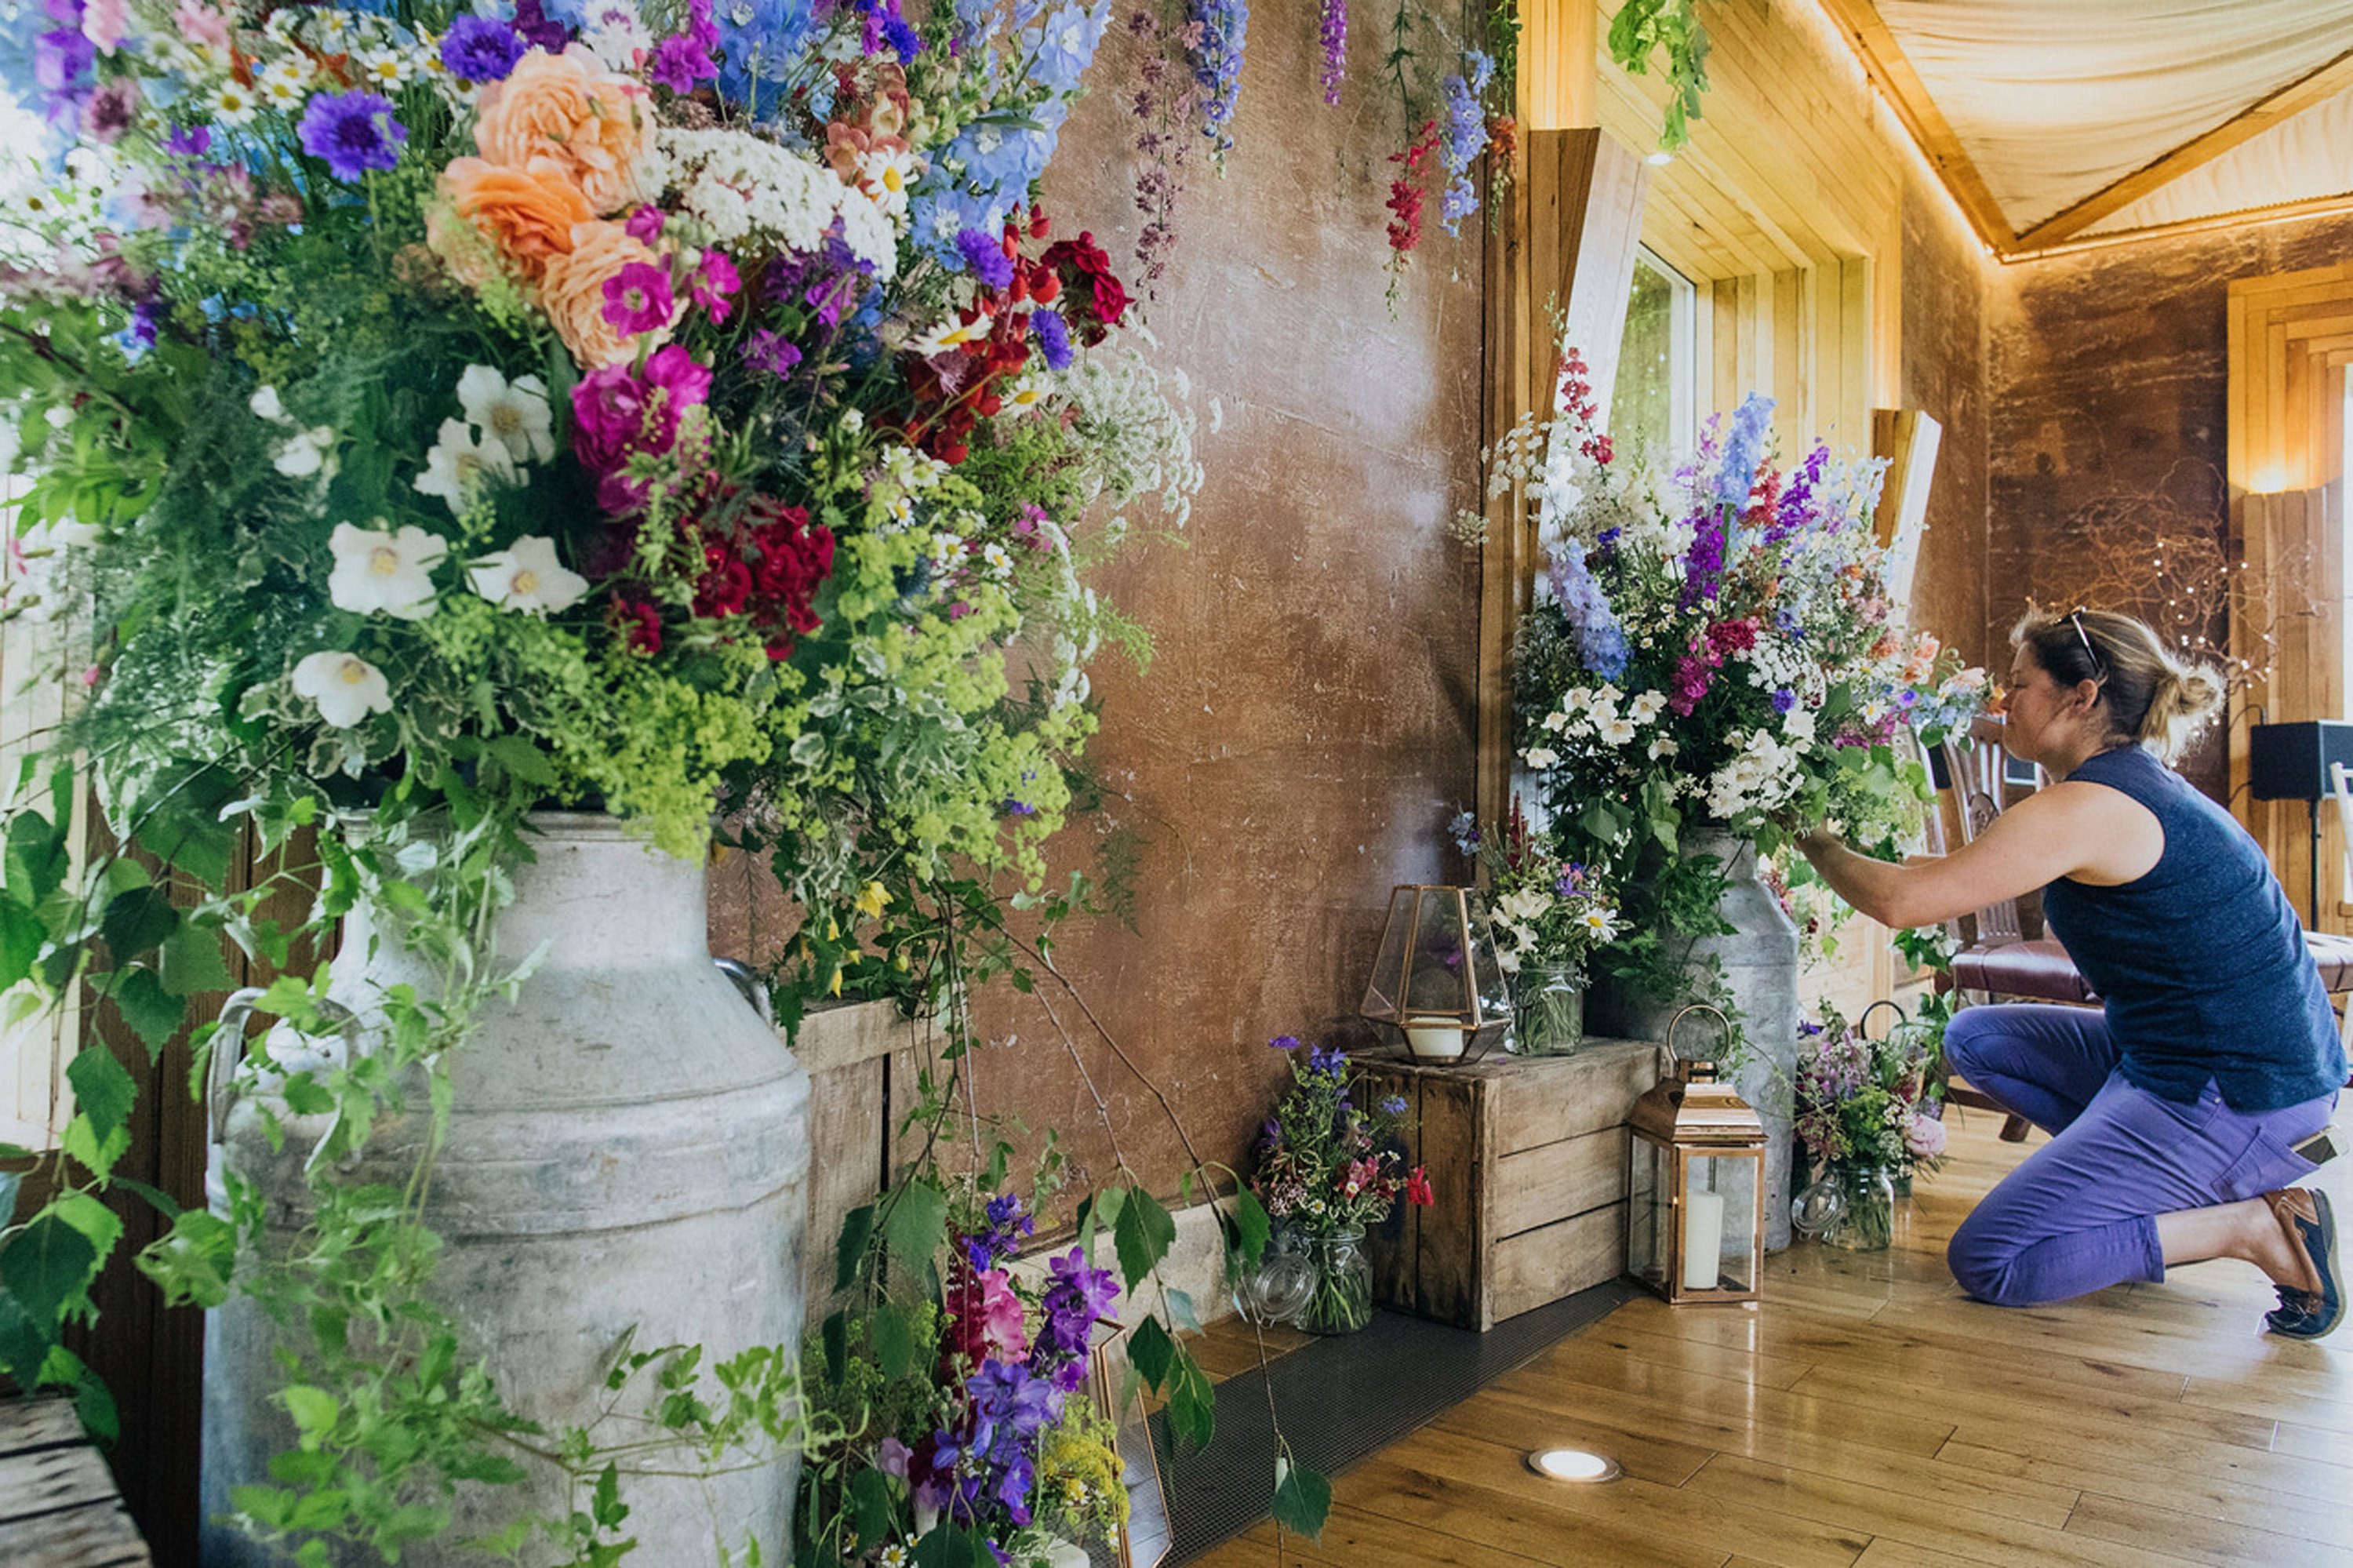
[897,208,1126,466]
[1038,231,1130,345]
[1385,118,1441,256]
[1406,1164,1435,1207]
[688,490,837,660]
[1558,350,1613,466]
[1486,114,1518,178]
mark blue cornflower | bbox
[1772,687,1796,713]
[1267,1034,1301,1050]
[1031,306,1073,371]
[1380,1094,1409,1116]
[956,227,1015,289]
[1307,1044,1347,1077]
[298,90,406,182]
[441,15,528,82]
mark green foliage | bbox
[1607,0,1715,151]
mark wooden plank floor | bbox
[1189,1107,2353,1567]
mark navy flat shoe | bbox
[2264,1188,2341,1341]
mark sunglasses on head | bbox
[2067,607,2106,678]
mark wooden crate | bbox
[1360,1039,1669,1330]
[790,1000,931,1312]
[0,1398,151,1565]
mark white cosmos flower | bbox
[470,536,587,615]
[456,366,555,465]
[328,521,446,620]
[1598,716,1637,746]
[1522,746,1561,770]
[273,427,337,478]
[1629,690,1667,725]
[291,650,393,728]
[413,417,519,515]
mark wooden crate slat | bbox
[1486,1204,1626,1323]
[0,1399,84,1460]
[1489,1126,1628,1242]
[0,1501,152,1567]
[0,1442,120,1524]
[1489,1042,1664,1155]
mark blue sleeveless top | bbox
[2038,745,2346,1111]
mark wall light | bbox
[1526,1447,1624,1483]
[1645,150,1675,166]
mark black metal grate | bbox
[1149,1280,1639,1564]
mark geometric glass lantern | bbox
[1626,1007,1766,1304]
[1358,883,1515,1062]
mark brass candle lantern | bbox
[1626,1006,1766,1305]
[1358,884,1514,1062]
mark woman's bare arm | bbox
[1796,781,2160,930]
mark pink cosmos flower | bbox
[173,0,229,49]
[82,0,127,53]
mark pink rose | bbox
[1904,1114,1947,1160]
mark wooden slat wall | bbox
[2226,262,2353,933]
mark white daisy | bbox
[209,79,260,125]
[470,536,587,615]
[355,48,412,89]
[328,521,446,620]
[290,651,393,728]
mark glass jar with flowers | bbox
[1249,1036,1433,1333]
[1458,800,1620,1056]
[1791,1003,1948,1251]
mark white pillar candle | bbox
[1681,1184,1726,1290]
[1403,1017,1465,1059]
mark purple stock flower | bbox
[742,329,802,377]
[1031,305,1072,370]
[297,90,406,181]
[649,0,720,92]
[441,15,528,82]
[956,227,1014,289]
[1317,0,1345,105]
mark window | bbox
[1610,246,1697,460]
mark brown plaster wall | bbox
[1899,174,1991,668]
[712,0,1485,1205]
[1985,210,2353,799]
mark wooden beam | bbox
[1518,0,1595,131]
[1812,0,2013,255]
[1871,406,1942,620]
[1475,128,1649,835]
[2013,48,2353,251]
[2005,188,2353,265]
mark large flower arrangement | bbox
[1508,351,1988,1007]
[1454,798,1619,977]
[1792,1002,1947,1248]
[0,0,1223,1556]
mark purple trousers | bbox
[1942,1004,2335,1306]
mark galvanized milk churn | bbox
[200,814,811,1564]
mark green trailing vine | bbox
[1606,0,1716,151]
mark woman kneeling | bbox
[1797,607,2344,1338]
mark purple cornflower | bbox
[1189,0,1248,162]
[1437,52,1492,236]
[1317,0,1345,105]
[1772,687,1796,714]
[1268,1034,1301,1050]
[1031,306,1072,370]
[742,329,802,377]
[511,0,573,50]
[440,15,527,82]
[1307,1044,1347,1078]
[955,227,1014,289]
[297,90,406,181]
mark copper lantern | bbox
[1627,1009,1766,1304]
[1358,883,1514,1062]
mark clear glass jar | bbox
[1293,1228,1373,1335]
[1511,962,1585,1057]
[1235,1226,1316,1325]
[1821,1163,1896,1252]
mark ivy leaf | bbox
[834,1203,874,1294]
[102,967,185,1060]
[0,1211,100,1327]
[100,886,177,964]
[1113,1184,1176,1296]
[65,1047,136,1144]
[1228,1189,1271,1271]
[1271,1455,1333,1539]
[878,1182,947,1275]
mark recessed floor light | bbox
[1526,1446,1623,1483]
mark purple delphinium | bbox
[1188,0,1247,162]
[1031,305,1072,370]
[650,0,720,92]
[1307,1044,1347,1078]
[1031,1245,1118,1373]
[955,227,1014,289]
[1545,540,1629,679]
[35,0,96,123]
[441,16,528,82]
[962,1191,1036,1271]
[1437,52,1492,236]
[1317,0,1345,105]
[742,329,802,377]
[297,90,407,181]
